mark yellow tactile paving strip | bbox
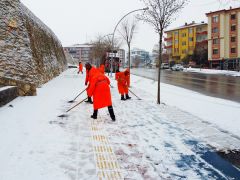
[91,120,123,180]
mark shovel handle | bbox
[72,88,87,101]
[66,97,88,113]
[128,89,141,100]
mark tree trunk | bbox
[157,31,163,104]
[128,44,131,86]
[128,44,131,70]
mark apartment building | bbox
[206,7,240,70]
[128,48,150,67]
[64,44,93,64]
[164,22,208,63]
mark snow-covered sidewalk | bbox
[0,68,240,179]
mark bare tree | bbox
[118,19,137,71]
[138,0,188,104]
[90,35,122,66]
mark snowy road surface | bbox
[0,68,239,179]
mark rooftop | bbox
[206,6,240,16]
[64,44,93,48]
[165,22,207,33]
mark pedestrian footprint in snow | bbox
[86,63,116,121]
[115,69,131,100]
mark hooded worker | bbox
[87,68,115,121]
[85,63,99,104]
[78,61,83,74]
[115,69,131,100]
[98,64,105,74]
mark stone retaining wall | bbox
[0,0,67,96]
[0,77,36,96]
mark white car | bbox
[171,64,184,71]
[161,63,169,69]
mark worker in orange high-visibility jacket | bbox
[85,63,99,104]
[87,70,115,121]
[115,69,131,100]
[125,68,130,87]
[78,61,83,74]
[98,64,105,74]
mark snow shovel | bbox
[128,89,142,100]
[68,88,87,103]
[58,97,88,118]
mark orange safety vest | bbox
[87,72,112,110]
[115,71,128,95]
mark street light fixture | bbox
[110,7,149,77]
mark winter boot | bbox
[91,110,98,119]
[121,95,126,101]
[108,106,115,121]
[85,96,93,104]
[126,94,131,100]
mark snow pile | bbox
[185,67,240,77]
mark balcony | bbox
[196,31,207,35]
[164,37,172,41]
[165,45,173,49]
[196,40,208,45]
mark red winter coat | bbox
[98,64,105,74]
[124,68,130,87]
[79,63,83,72]
[87,73,112,110]
[85,66,98,85]
[115,71,128,95]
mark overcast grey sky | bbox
[21,0,239,52]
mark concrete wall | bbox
[0,0,67,95]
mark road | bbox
[130,68,240,103]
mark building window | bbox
[174,31,178,36]
[174,48,178,53]
[189,28,193,34]
[231,36,236,42]
[212,27,218,33]
[231,14,236,20]
[213,49,218,54]
[182,50,187,54]
[197,27,202,32]
[213,38,219,44]
[182,33,186,37]
[231,48,236,53]
[231,25,236,31]
[175,40,178,44]
[189,37,193,42]
[182,41,186,46]
[212,16,219,23]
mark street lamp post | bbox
[110,7,149,77]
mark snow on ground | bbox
[0,86,15,91]
[0,68,240,179]
[130,74,240,140]
[184,67,240,77]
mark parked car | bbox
[161,63,169,69]
[68,64,78,68]
[171,64,184,71]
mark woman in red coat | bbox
[98,64,105,74]
[85,63,99,104]
[115,69,131,100]
[86,64,115,121]
[78,61,83,74]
